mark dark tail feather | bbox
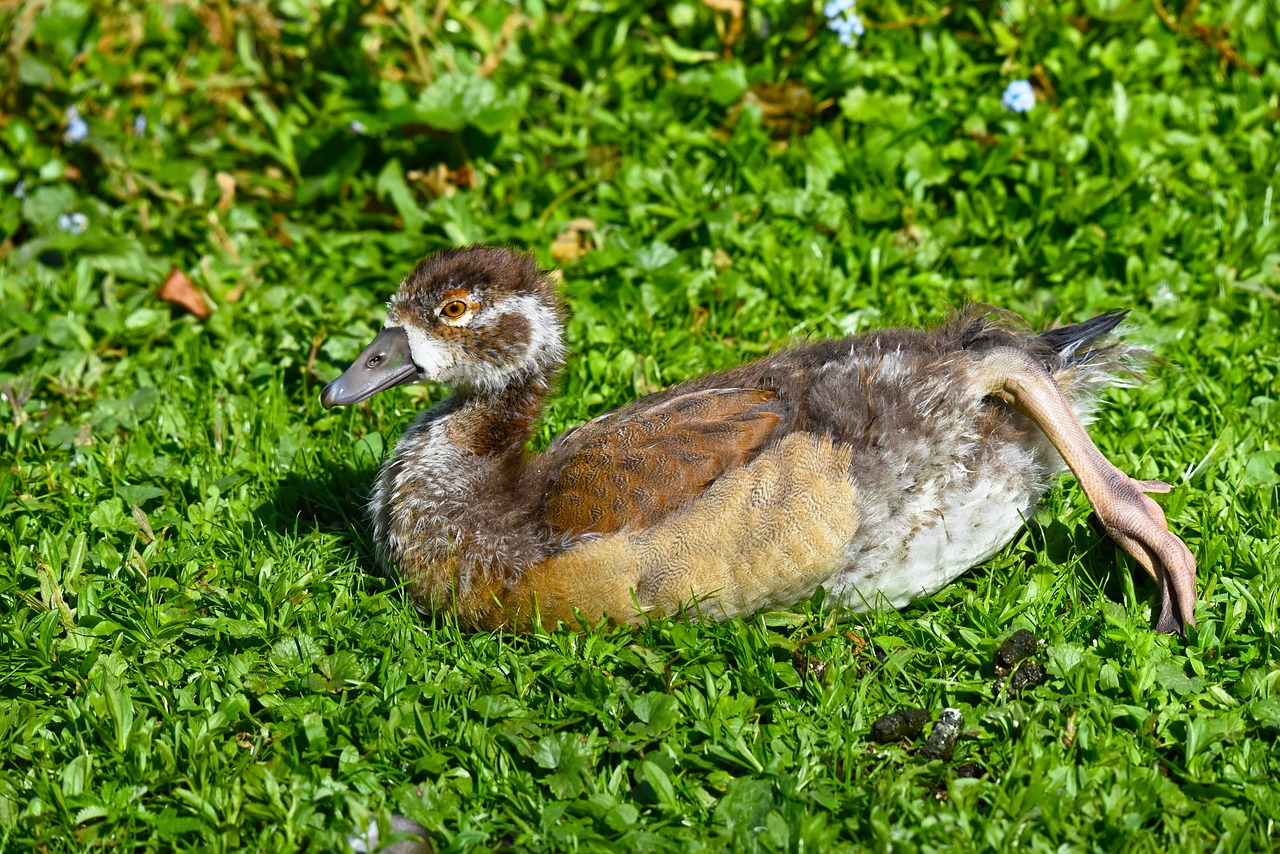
[1038,308,1129,366]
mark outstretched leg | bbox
[975,348,1197,634]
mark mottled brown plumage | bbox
[321,246,1198,635]
[535,387,781,536]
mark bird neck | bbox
[369,363,561,627]
[444,364,557,461]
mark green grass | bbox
[2,0,1280,850]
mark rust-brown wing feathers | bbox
[533,388,783,537]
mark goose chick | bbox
[321,246,1197,634]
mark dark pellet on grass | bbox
[995,628,1039,674]
[1009,661,1047,694]
[793,651,829,681]
[871,707,931,743]
[919,708,964,761]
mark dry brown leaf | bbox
[732,80,817,139]
[223,284,246,304]
[701,0,743,56]
[690,304,709,335]
[158,268,211,318]
[550,218,597,264]
[895,224,922,249]
[410,163,478,198]
[479,10,524,77]
[269,212,293,247]
[452,163,477,189]
[842,631,869,657]
[1152,0,1259,76]
[216,171,237,212]
[206,212,240,261]
[409,164,451,197]
[131,505,155,544]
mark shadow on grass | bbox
[252,460,387,579]
[1036,513,1169,631]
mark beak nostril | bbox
[320,326,416,409]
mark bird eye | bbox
[440,300,469,320]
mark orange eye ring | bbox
[440,300,469,320]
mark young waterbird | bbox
[321,246,1197,634]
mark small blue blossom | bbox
[63,106,88,144]
[133,115,147,137]
[349,119,367,135]
[1002,79,1036,113]
[828,12,864,45]
[57,212,89,235]
[824,0,864,47]
[13,180,25,199]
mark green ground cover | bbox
[2,0,1279,850]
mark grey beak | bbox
[321,327,420,409]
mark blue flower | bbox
[1002,80,1036,113]
[63,106,88,144]
[133,115,147,136]
[828,12,865,46]
[57,212,88,234]
[825,0,864,46]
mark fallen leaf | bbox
[410,163,478,198]
[158,268,211,318]
[131,506,155,544]
[550,218,597,264]
[701,0,743,56]
[479,10,524,76]
[894,224,922,249]
[452,163,477,189]
[842,630,869,657]
[216,171,236,212]
[206,211,240,261]
[731,80,818,139]
[223,284,246,303]
[269,212,293,247]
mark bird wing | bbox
[531,387,783,537]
